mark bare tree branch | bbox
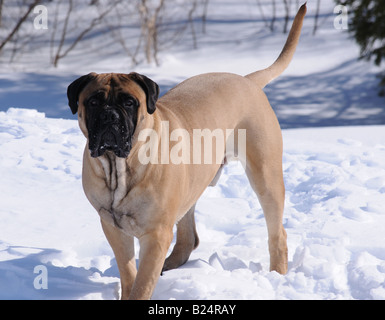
[188,0,198,49]
[256,0,269,29]
[201,0,210,33]
[139,0,166,65]
[270,0,276,32]
[283,0,291,34]
[313,0,321,35]
[51,0,119,67]
[0,0,41,53]
[0,0,4,27]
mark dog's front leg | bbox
[101,219,137,300]
[129,226,173,300]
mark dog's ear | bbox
[67,73,97,114]
[129,72,159,115]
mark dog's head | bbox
[67,72,159,158]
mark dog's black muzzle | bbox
[88,108,132,158]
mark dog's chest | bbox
[97,155,142,234]
[98,154,128,204]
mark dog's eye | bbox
[88,98,99,107]
[123,98,135,108]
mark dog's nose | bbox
[100,108,119,123]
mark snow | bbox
[1,109,384,300]
[1,0,385,300]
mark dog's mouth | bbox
[86,105,137,159]
[89,127,131,158]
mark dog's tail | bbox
[245,3,307,88]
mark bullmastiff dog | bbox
[67,5,306,299]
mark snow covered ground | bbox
[0,109,384,300]
[1,0,385,300]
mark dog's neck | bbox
[98,152,126,189]
[97,151,130,210]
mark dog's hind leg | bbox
[162,203,199,272]
[246,161,287,274]
[244,130,288,274]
